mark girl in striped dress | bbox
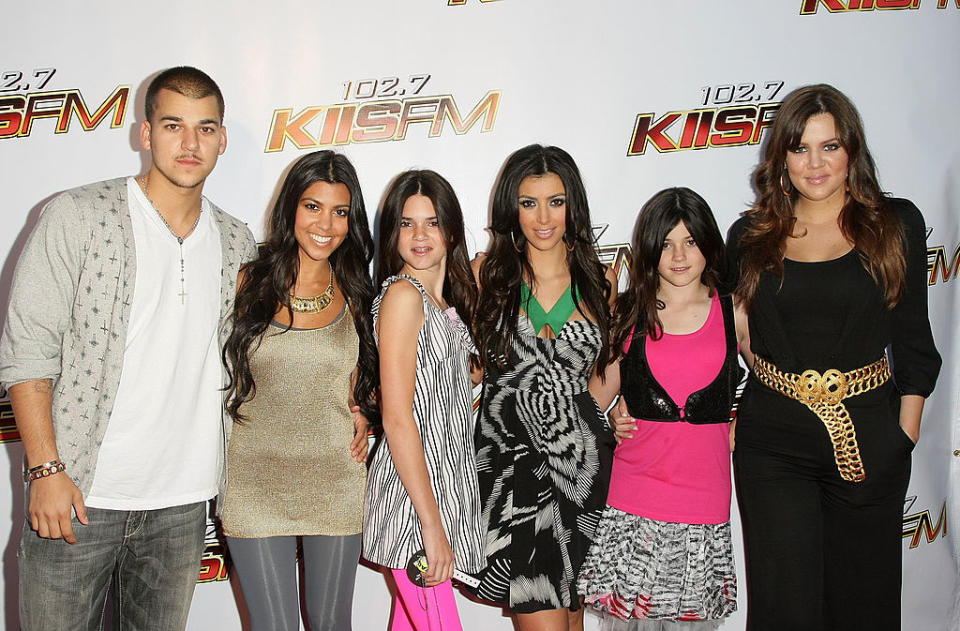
[363,170,485,631]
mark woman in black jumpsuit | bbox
[726,84,940,630]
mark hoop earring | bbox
[511,232,523,253]
[563,234,575,252]
[779,169,792,197]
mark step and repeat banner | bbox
[1,1,958,629]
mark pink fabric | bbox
[607,294,732,524]
[390,568,463,631]
[585,591,720,621]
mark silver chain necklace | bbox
[139,173,202,305]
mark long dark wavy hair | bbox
[474,144,612,375]
[223,150,378,423]
[736,83,905,309]
[375,170,478,335]
[611,187,725,356]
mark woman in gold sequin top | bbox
[221,150,378,631]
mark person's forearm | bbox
[589,358,621,411]
[899,394,925,443]
[9,379,59,467]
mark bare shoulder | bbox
[378,279,426,343]
[379,279,425,322]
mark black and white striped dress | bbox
[362,275,485,573]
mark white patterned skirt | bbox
[577,506,736,621]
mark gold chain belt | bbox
[751,355,891,483]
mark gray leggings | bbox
[227,533,362,631]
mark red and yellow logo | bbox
[928,237,960,286]
[628,81,784,156]
[265,90,500,152]
[199,521,231,583]
[800,0,957,12]
[0,87,129,140]
[0,398,18,443]
[902,497,947,549]
[629,105,780,156]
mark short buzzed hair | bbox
[144,66,225,123]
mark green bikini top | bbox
[520,281,578,337]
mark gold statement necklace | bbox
[290,268,335,313]
[139,173,202,305]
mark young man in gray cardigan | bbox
[0,66,257,630]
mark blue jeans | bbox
[18,501,207,631]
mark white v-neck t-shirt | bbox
[86,177,223,510]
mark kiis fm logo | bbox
[197,520,230,583]
[800,0,958,12]
[927,230,959,286]
[628,81,784,156]
[593,225,632,283]
[199,520,231,583]
[265,74,500,152]
[0,67,129,139]
[0,395,17,443]
[902,496,946,549]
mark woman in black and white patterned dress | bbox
[471,144,617,631]
[363,170,484,631]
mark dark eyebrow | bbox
[158,115,220,127]
[300,199,350,212]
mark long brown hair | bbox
[474,144,612,376]
[223,151,378,424]
[736,84,905,309]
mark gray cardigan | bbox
[0,177,257,500]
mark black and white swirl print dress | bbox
[471,316,614,612]
[362,275,485,573]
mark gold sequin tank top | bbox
[221,307,365,537]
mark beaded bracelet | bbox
[26,459,61,474]
[24,460,66,482]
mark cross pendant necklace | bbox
[139,174,202,305]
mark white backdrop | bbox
[1,1,958,629]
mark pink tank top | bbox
[606,293,732,524]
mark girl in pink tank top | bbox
[579,188,748,629]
